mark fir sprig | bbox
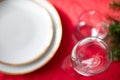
[110,0,120,8]
[108,0,120,60]
[108,19,120,60]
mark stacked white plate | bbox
[0,0,62,75]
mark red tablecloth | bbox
[0,0,120,80]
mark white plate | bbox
[0,0,53,66]
[0,0,62,74]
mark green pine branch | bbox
[107,0,120,61]
[108,19,120,60]
[110,0,120,8]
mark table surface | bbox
[0,0,120,80]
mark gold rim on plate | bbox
[0,0,62,75]
[0,0,54,66]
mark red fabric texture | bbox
[0,0,120,80]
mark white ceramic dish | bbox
[0,0,62,74]
[0,0,53,66]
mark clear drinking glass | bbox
[62,37,112,76]
[72,10,109,43]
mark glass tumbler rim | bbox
[71,37,112,76]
